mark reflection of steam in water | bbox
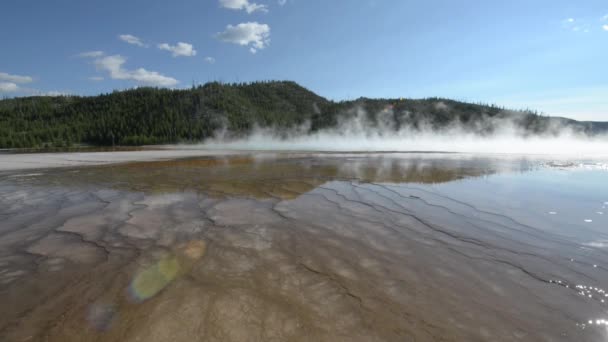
[200,110,608,155]
[12,153,542,198]
[543,161,608,171]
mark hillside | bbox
[0,81,605,148]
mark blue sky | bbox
[1,0,607,121]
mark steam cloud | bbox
[200,103,608,156]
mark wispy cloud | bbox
[78,51,105,58]
[219,0,268,14]
[118,34,147,47]
[562,18,590,32]
[158,42,197,57]
[80,53,178,87]
[278,0,287,6]
[89,76,104,82]
[216,22,270,54]
[204,57,216,64]
[572,26,590,33]
[562,18,577,31]
[603,25,608,31]
[0,72,33,84]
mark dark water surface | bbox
[0,153,607,341]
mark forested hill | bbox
[0,81,605,148]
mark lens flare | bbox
[128,240,206,302]
[129,255,180,302]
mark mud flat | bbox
[1,153,607,341]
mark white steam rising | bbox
[201,105,608,156]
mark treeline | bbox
[0,81,604,148]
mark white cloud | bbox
[204,57,216,64]
[219,0,268,14]
[158,42,197,57]
[89,76,104,81]
[562,18,590,32]
[119,34,147,47]
[278,0,287,5]
[603,25,608,31]
[562,18,575,30]
[93,55,178,87]
[0,82,19,92]
[78,51,105,58]
[0,72,34,92]
[602,14,608,21]
[216,22,270,53]
[0,72,33,84]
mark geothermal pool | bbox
[0,152,607,341]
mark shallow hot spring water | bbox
[0,152,607,341]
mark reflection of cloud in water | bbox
[584,240,608,248]
[544,161,608,171]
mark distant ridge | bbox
[0,81,606,148]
